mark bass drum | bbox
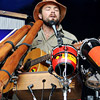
[51,44,78,77]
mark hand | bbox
[73,41,83,50]
[17,65,24,73]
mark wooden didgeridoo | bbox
[0,23,34,47]
[0,22,34,62]
[0,20,43,94]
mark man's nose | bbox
[51,8,55,13]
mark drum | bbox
[80,38,100,72]
[51,44,78,76]
[86,73,100,90]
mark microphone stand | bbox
[49,20,79,100]
[49,21,69,100]
[50,21,63,46]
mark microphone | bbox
[50,83,57,96]
[27,84,37,100]
[49,20,63,45]
[49,21,58,37]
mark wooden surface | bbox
[15,72,75,90]
[0,10,27,19]
[13,71,82,100]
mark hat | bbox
[33,0,67,23]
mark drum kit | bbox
[49,37,100,100]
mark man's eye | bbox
[55,8,59,11]
[45,7,50,11]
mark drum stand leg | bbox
[62,75,70,100]
[63,86,68,100]
[62,52,69,100]
[62,78,71,100]
[50,71,79,100]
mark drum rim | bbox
[51,51,77,60]
[51,44,78,52]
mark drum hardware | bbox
[46,60,51,65]
[80,65,100,100]
[86,90,100,100]
[27,84,37,100]
[80,65,93,80]
[80,66,100,99]
[49,43,79,100]
[48,67,79,100]
[79,38,100,90]
[80,65,100,88]
[95,91,100,100]
[86,72,100,90]
[87,95,94,100]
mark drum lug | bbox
[79,50,86,60]
[81,56,86,60]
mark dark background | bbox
[0,0,100,40]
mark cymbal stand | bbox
[94,73,100,100]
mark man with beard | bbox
[13,0,82,100]
[27,1,81,99]
[31,0,78,54]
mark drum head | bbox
[86,73,100,90]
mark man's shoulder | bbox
[63,30,76,37]
[62,29,78,42]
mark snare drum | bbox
[51,44,78,76]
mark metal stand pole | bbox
[63,86,68,100]
[95,90,100,100]
[63,48,68,100]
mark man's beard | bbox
[43,19,60,27]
